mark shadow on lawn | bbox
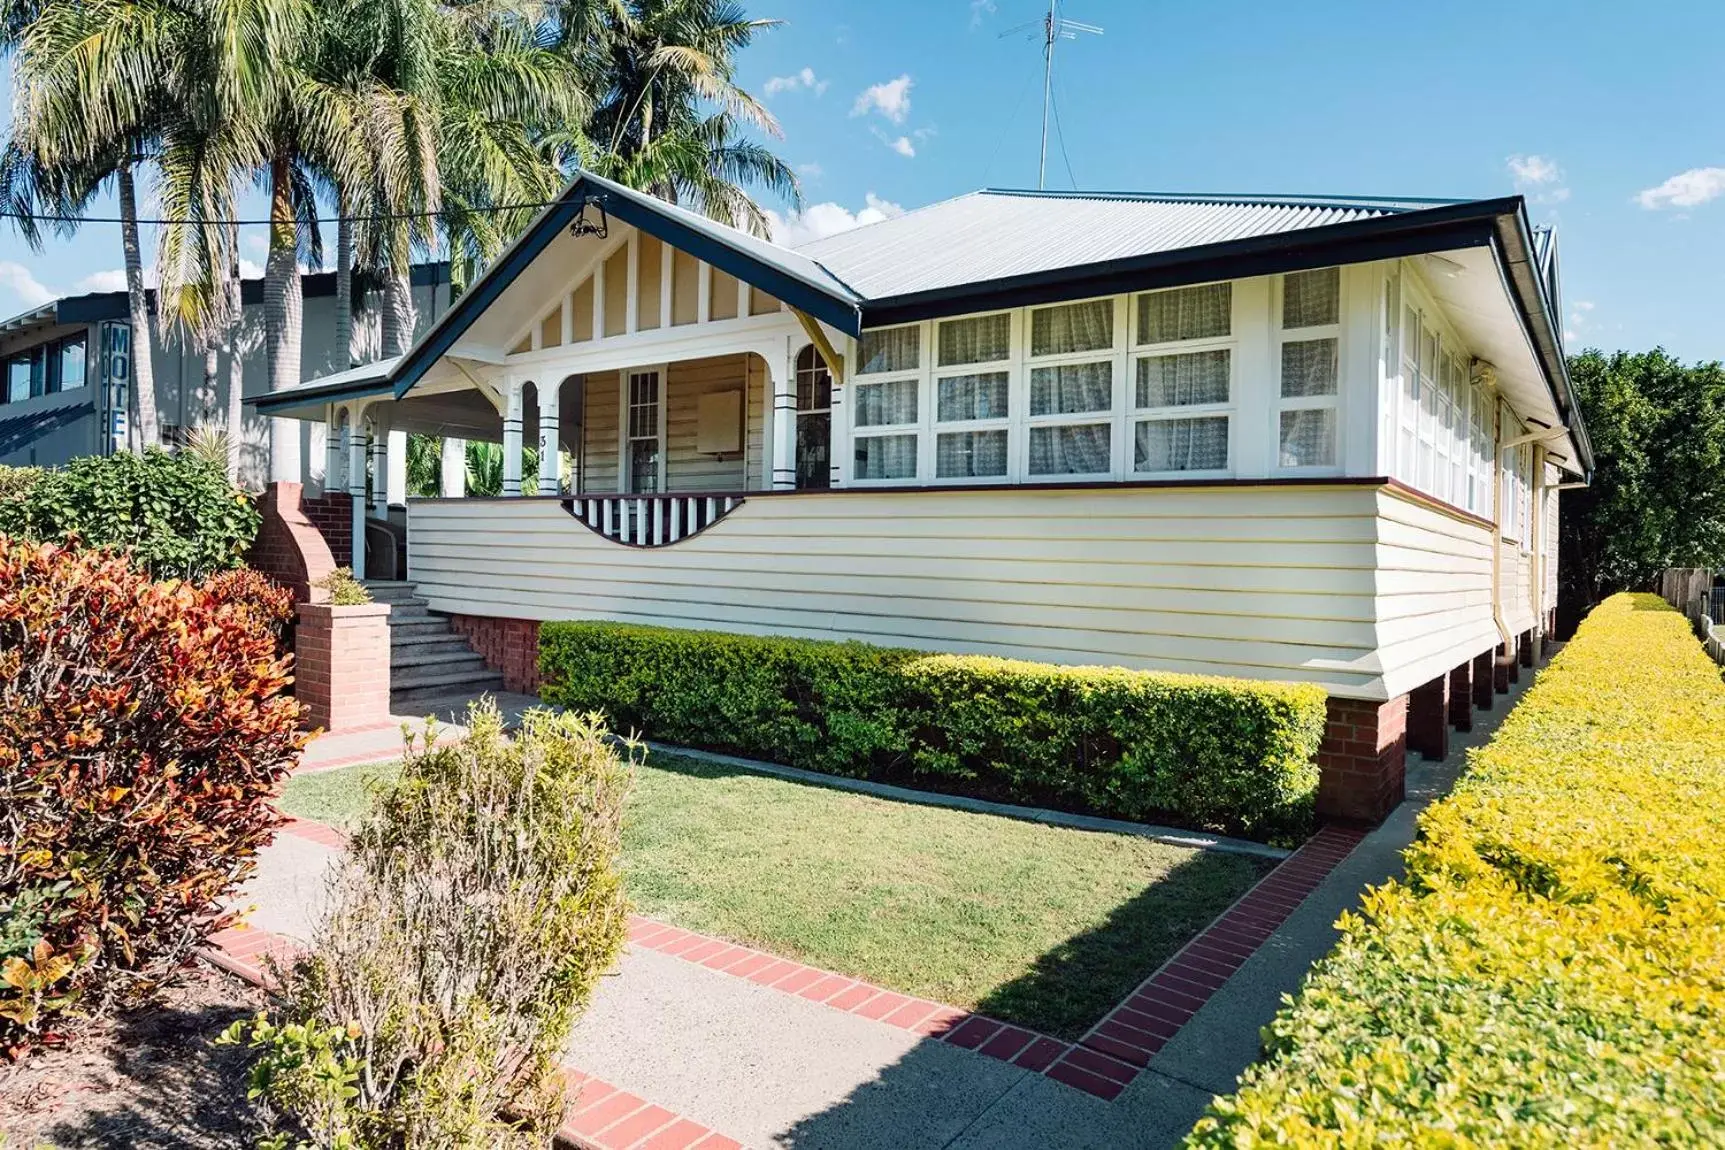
[972,850,1274,1041]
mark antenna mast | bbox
[1032,1,1101,189]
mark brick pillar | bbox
[1407,675,1449,761]
[1494,643,1512,693]
[1519,629,1535,668]
[1448,660,1473,732]
[1472,650,1494,711]
[294,602,392,732]
[246,481,337,603]
[1316,694,1408,825]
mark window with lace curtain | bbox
[1276,267,1340,469]
[1027,299,1117,476]
[1130,284,1231,474]
[934,312,1013,479]
[853,324,921,481]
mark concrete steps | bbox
[365,580,507,712]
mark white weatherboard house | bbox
[256,172,1590,823]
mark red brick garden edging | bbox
[259,814,1368,1104]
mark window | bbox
[1277,268,1340,468]
[625,369,661,492]
[1500,401,1522,541]
[1026,299,1117,477]
[1380,273,1399,475]
[1124,285,1229,475]
[1397,304,1420,484]
[854,325,920,481]
[794,345,831,489]
[4,351,34,404]
[53,335,86,392]
[934,313,1013,479]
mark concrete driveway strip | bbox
[564,944,1030,1149]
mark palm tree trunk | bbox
[263,151,302,483]
[335,192,354,368]
[379,222,415,358]
[224,223,243,483]
[117,161,159,450]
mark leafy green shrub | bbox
[0,464,41,504]
[540,622,910,777]
[1187,593,1725,1144]
[539,622,1326,838]
[0,448,258,580]
[312,566,372,606]
[904,655,1322,839]
[0,538,305,1052]
[249,702,632,1148]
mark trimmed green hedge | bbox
[1187,593,1725,1144]
[538,622,1326,839]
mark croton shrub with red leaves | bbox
[0,538,306,1055]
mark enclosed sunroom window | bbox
[853,325,921,481]
[1024,299,1115,478]
[934,312,1012,479]
[1130,284,1231,475]
[1276,267,1340,469]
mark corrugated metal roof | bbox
[792,189,1466,301]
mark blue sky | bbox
[3,0,1722,361]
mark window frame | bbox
[850,322,926,485]
[1126,285,1232,479]
[931,309,1016,484]
[1273,267,1344,474]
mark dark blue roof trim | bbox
[859,201,1513,328]
[252,378,395,414]
[391,175,862,400]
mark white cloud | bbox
[1507,154,1569,205]
[0,262,56,309]
[796,162,824,179]
[969,0,997,27]
[764,66,827,98]
[1635,166,1725,210]
[242,233,267,255]
[767,192,904,248]
[852,74,913,124]
[873,129,916,158]
[1507,154,1561,186]
[73,269,129,294]
[238,258,265,280]
[1574,299,1596,311]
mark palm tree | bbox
[2,0,171,450]
[571,0,798,235]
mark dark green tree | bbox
[1560,348,1725,627]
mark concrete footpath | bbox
[235,669,1542,1148]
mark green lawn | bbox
[279,751,1271,1039]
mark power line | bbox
[0,199,566,227]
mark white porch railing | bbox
[564,493,744,547]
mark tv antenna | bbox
[1001,1,1102,189]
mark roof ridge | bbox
[977,188,1470,210]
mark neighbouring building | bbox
[0,263,454,490]
[248,172,1588,824]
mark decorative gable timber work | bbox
[504,228,787,357]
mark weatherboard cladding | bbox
[791,190,1456,302]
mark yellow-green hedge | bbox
[1187,593,1725,1145]
[538,622,1327,839]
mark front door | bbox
[794,345,831,489]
